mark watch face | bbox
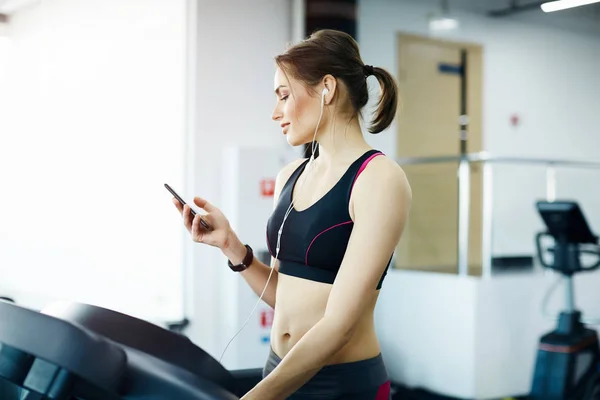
[233,263,247,271]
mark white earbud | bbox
[322,87,329,96]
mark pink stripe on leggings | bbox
[375,380,391,400]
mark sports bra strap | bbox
[350,151,384,194]
[281,150,384,207]
[280,158,311,193]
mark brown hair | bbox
[275,29,399,134]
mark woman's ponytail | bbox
[367,66,399,134]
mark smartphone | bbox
[164,183,212,230]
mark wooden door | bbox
[394,33,483,275]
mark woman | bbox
[173,29,411,400]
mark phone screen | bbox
[164,183,212,230]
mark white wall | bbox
[218,147,284,370]
[375,271,479,397]
[184,0,301,358]
[0,21,8,36]
[376,268,600,399]
[0,18,9,116]
[0,0,188,322]
[358,0,600,259]
[0,30,10,116]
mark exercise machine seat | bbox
[0,301,239,399]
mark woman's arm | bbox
[221,232,279,309]
[241,157,412,400]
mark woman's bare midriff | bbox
[270,272,381,365]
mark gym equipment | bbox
[0,300,265,399]
[530,200,600,400]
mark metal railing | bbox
[395,152,600,278]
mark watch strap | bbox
[228,244,253,272]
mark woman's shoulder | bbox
[273,157,308,201]
[277,157,308,184]
[350,152,412,226]
[353,152,412,203]
[362,151,406,179]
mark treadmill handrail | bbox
[0,301,127,393]
[41,300,237,393]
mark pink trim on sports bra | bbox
[305,220,353,265]
[350,152,384,193]
[266,226,274,257]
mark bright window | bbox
[0,0,187,323]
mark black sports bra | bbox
[265,149,392,290]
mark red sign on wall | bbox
[260,309,274,328]
[260,179,276,197]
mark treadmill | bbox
[0,299,264,399]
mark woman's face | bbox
[271,67,323,147]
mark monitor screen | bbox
[536,201,597,245]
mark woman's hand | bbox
[171,196,232,249]
[172,196,248,266]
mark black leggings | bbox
[262,346,392,400]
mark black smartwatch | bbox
[228,244,254,272]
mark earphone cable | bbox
[218,88,328,364]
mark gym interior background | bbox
[0,0,599,399]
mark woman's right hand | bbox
[172,196,233,250]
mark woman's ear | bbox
[322,74,337,105]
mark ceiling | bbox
[434,0,599,20]
[0,0,40,15]
[416,0,600,36]
[449,0,600,16]
[1,0,599,35]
